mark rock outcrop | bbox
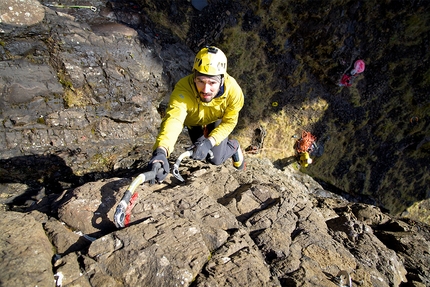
[2,158,429,286]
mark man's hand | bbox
[149,148,170,183]
[192,138,213,161]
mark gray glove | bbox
[192,138,213,161]
[149,148,169,183]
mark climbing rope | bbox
[295,131,317,154]
[44,4,98,12]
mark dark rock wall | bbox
[1,3,173,189]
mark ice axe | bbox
[172,149,214,182]
[114,149,213,228]
[113,162,163,228]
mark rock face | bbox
[0,211,54,286]
[0,0,188,179]
[2,158,430,286]
[0,0,45,26]
[0,1,430,286]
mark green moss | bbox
[91,153,116,172]
[62,83,93,108]
[37,116,46,125]
[404,13,430,45]
[287,55,308,87]
[63,89,80,108]
[142,6,192,42]
[57,71,73,89]
[421,67,430,88]
[349,88,361,107]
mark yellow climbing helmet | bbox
[299,152,313,167]
[193,46,227,76]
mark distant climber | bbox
[339,74,353,87]
[294,131,317,168]
[339,59,366,87]
[351,59,365,75]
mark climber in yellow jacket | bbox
[149,46,245,182]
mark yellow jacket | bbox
[154,73,244,155]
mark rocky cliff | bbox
[2,156,430,286]
[1,0,430,286]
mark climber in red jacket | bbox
[339,59,365,87]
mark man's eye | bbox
[197,79,217,85]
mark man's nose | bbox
[203,83,211,92]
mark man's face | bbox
[194,75,221,103]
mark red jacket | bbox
[340,74,352,87]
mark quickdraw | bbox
[295,131,317,154]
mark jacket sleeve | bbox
[153,86,190,156]
[209,78,244,145]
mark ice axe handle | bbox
[113,163,163,228]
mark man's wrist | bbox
[155,146,168,156]
[207,137,216,146]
